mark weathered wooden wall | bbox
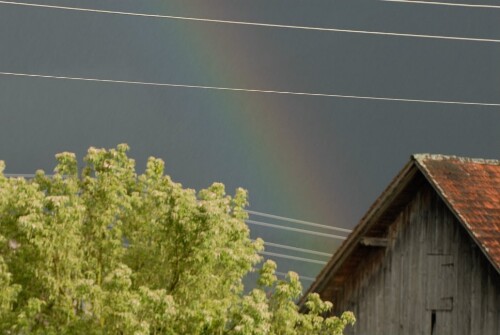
[332,183,500,335]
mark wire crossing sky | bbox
[381,0,500,9]
[1,72,499,107]
[0,1,500,43]
[246,220,347,240]
[0,0,499,287]
[247,210,352,233]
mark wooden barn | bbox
[302,154,500,335]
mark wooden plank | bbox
[367,270,375,334]
[407,212,417,333]
[452,214,468,335]
[416,194,428,335]
[426,254,454,311]
[359,284,366,335]
[426,254,438,310]
[470,246,482,334]
[381,263,390,334]
[435,311,453,335]
[422,190,432,335]
[484,267,497,334]
[326,183,500,335]
[359,237,388,247]
[389,215,401,335]
[400,209,411,333]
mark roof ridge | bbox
[412,153,500,165]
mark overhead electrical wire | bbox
[247,220,347,240]
[5,0,494,288]
[275,271,316,282]
[247,210,351,233]
[3,173,343,247]
[4,178,331,269]
[259,251,327,265]
[381,0,500,9]
[251,270,317,282]
[1,72,500,108]
[262,241,333,258]
[3,173,344,241]
[0,1,499,43]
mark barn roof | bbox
[415,154,500,273]
[302,154,500,305]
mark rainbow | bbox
[129,3,348,254]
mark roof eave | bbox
[300,154,500,310]
[299,157,419,307]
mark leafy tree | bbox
[0,145,354,334]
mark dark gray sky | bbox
[1,0,499,287]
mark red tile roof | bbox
[414,154,500,272]
[301,154,500,306]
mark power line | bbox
[260,251,327,265]
[251,269,317,282]
[247,210,351,233]
[0,1,499,43]
[381,0,500,9]
[0,178,342,244]
[275,271,316,282]
[3,178,330,267]
[261,241,333,257]
[0,175,341,243]
[247,220,346,240]
[2,71,500,107]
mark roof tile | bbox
[415,154,500,271]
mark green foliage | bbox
[0,145,354,334]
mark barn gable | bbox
[302,154,500,334]
[415,154,500,273]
